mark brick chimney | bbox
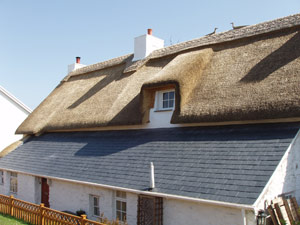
[133,29,164,61]
[68,57,86,73]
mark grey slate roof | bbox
[0,123,299,205]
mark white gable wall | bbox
[254,130,300,210]
[294,131,300,202]
[0,90,30,151]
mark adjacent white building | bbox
[0,86,31,152]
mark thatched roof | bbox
[17,14,300,134]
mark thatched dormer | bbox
[17,14,300,134]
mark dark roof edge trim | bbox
[28,117,300,134]
[1,168,254,210]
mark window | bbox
[10,172,17,193]
[90,195,100,217]
[0,170,3,185]
[162,91,174,109]
[115,191,126,222]
[155,90,175,111]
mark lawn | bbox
[0,213,32,225]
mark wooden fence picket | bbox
[282,198,294,224]
[0,194,105,225]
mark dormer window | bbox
[162,91,175,109]
[155,89,175,111]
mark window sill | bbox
[154,109,174,112]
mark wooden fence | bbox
[0,194,105,225]
[267,196,300,225]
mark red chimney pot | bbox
[76,57,81,64]
[147,29,152,35]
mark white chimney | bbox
[68,57,86,73]
[133,29,164,61]
[150,162,155,189]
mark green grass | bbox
[0,213,33,225]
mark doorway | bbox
[41,178,50,207]
[137,195,163,225]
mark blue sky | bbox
[1,0,299,110]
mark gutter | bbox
[1,168,254,211]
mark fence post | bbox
[81,214,87,225]
[9,195,14,216]
[39,203,45,225]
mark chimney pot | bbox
[147,29,152,35]
[68,57,86,73]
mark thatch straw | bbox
[16,58,171,134]
[16,16,300,134]
[172,30,300,123]
[141,48,213,123]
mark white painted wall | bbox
[0,172,37,203]
[48,179,137,225]
[254,130,300,211]
[147,108,180,129]
[0,170,8,195]
[164,197,255,225]
[293,131,300,202]
[45,178,257,225]
[0,172,257,225]
[0,87,31,152]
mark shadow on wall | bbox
[240,31,300,83]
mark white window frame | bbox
[90,195,100,217]
[0,170,3,185]
[155,89,175,111]
[10,172,17,193]
[115,191,127,222]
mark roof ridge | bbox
[65,54,133,79]
[124,13,300,73]
[150,13,300,59]
[65,13,300,77]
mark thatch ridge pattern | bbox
[69,14,300,76]
[151,13,300,59]
[66,54,133,78]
